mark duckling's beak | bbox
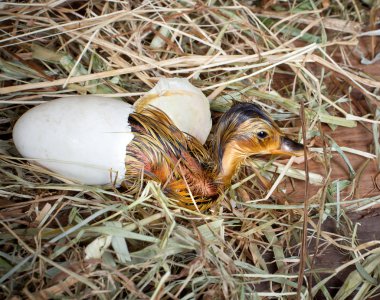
[270,137,305,156]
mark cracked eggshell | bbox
[13,96,134,186]
[134,78,212,144]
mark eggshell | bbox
[13,96,134,186]
[134,78,212,144]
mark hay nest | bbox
[1,1,380,299]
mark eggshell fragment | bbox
[134,78,212,144]
[13,96,134,186]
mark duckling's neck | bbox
[212,115,255,187]
[217,142,246,186]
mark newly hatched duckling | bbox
[124,102,304,210]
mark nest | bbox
[1,1,380,299]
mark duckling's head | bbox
[214,102,304,185]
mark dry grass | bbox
[1,1,380,299]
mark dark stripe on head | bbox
[222,102,272,126]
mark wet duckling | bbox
[124,102,304,210]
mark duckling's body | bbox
[125,108,219,210]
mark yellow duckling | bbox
[124,102,304,210]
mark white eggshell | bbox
[134,78,212,144]
[13,96,134,186]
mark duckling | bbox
[124,102,304,210]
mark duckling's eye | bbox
[257,131,268,139]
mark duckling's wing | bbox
[184,134,214,171]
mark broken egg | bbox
[12,78,212,185]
